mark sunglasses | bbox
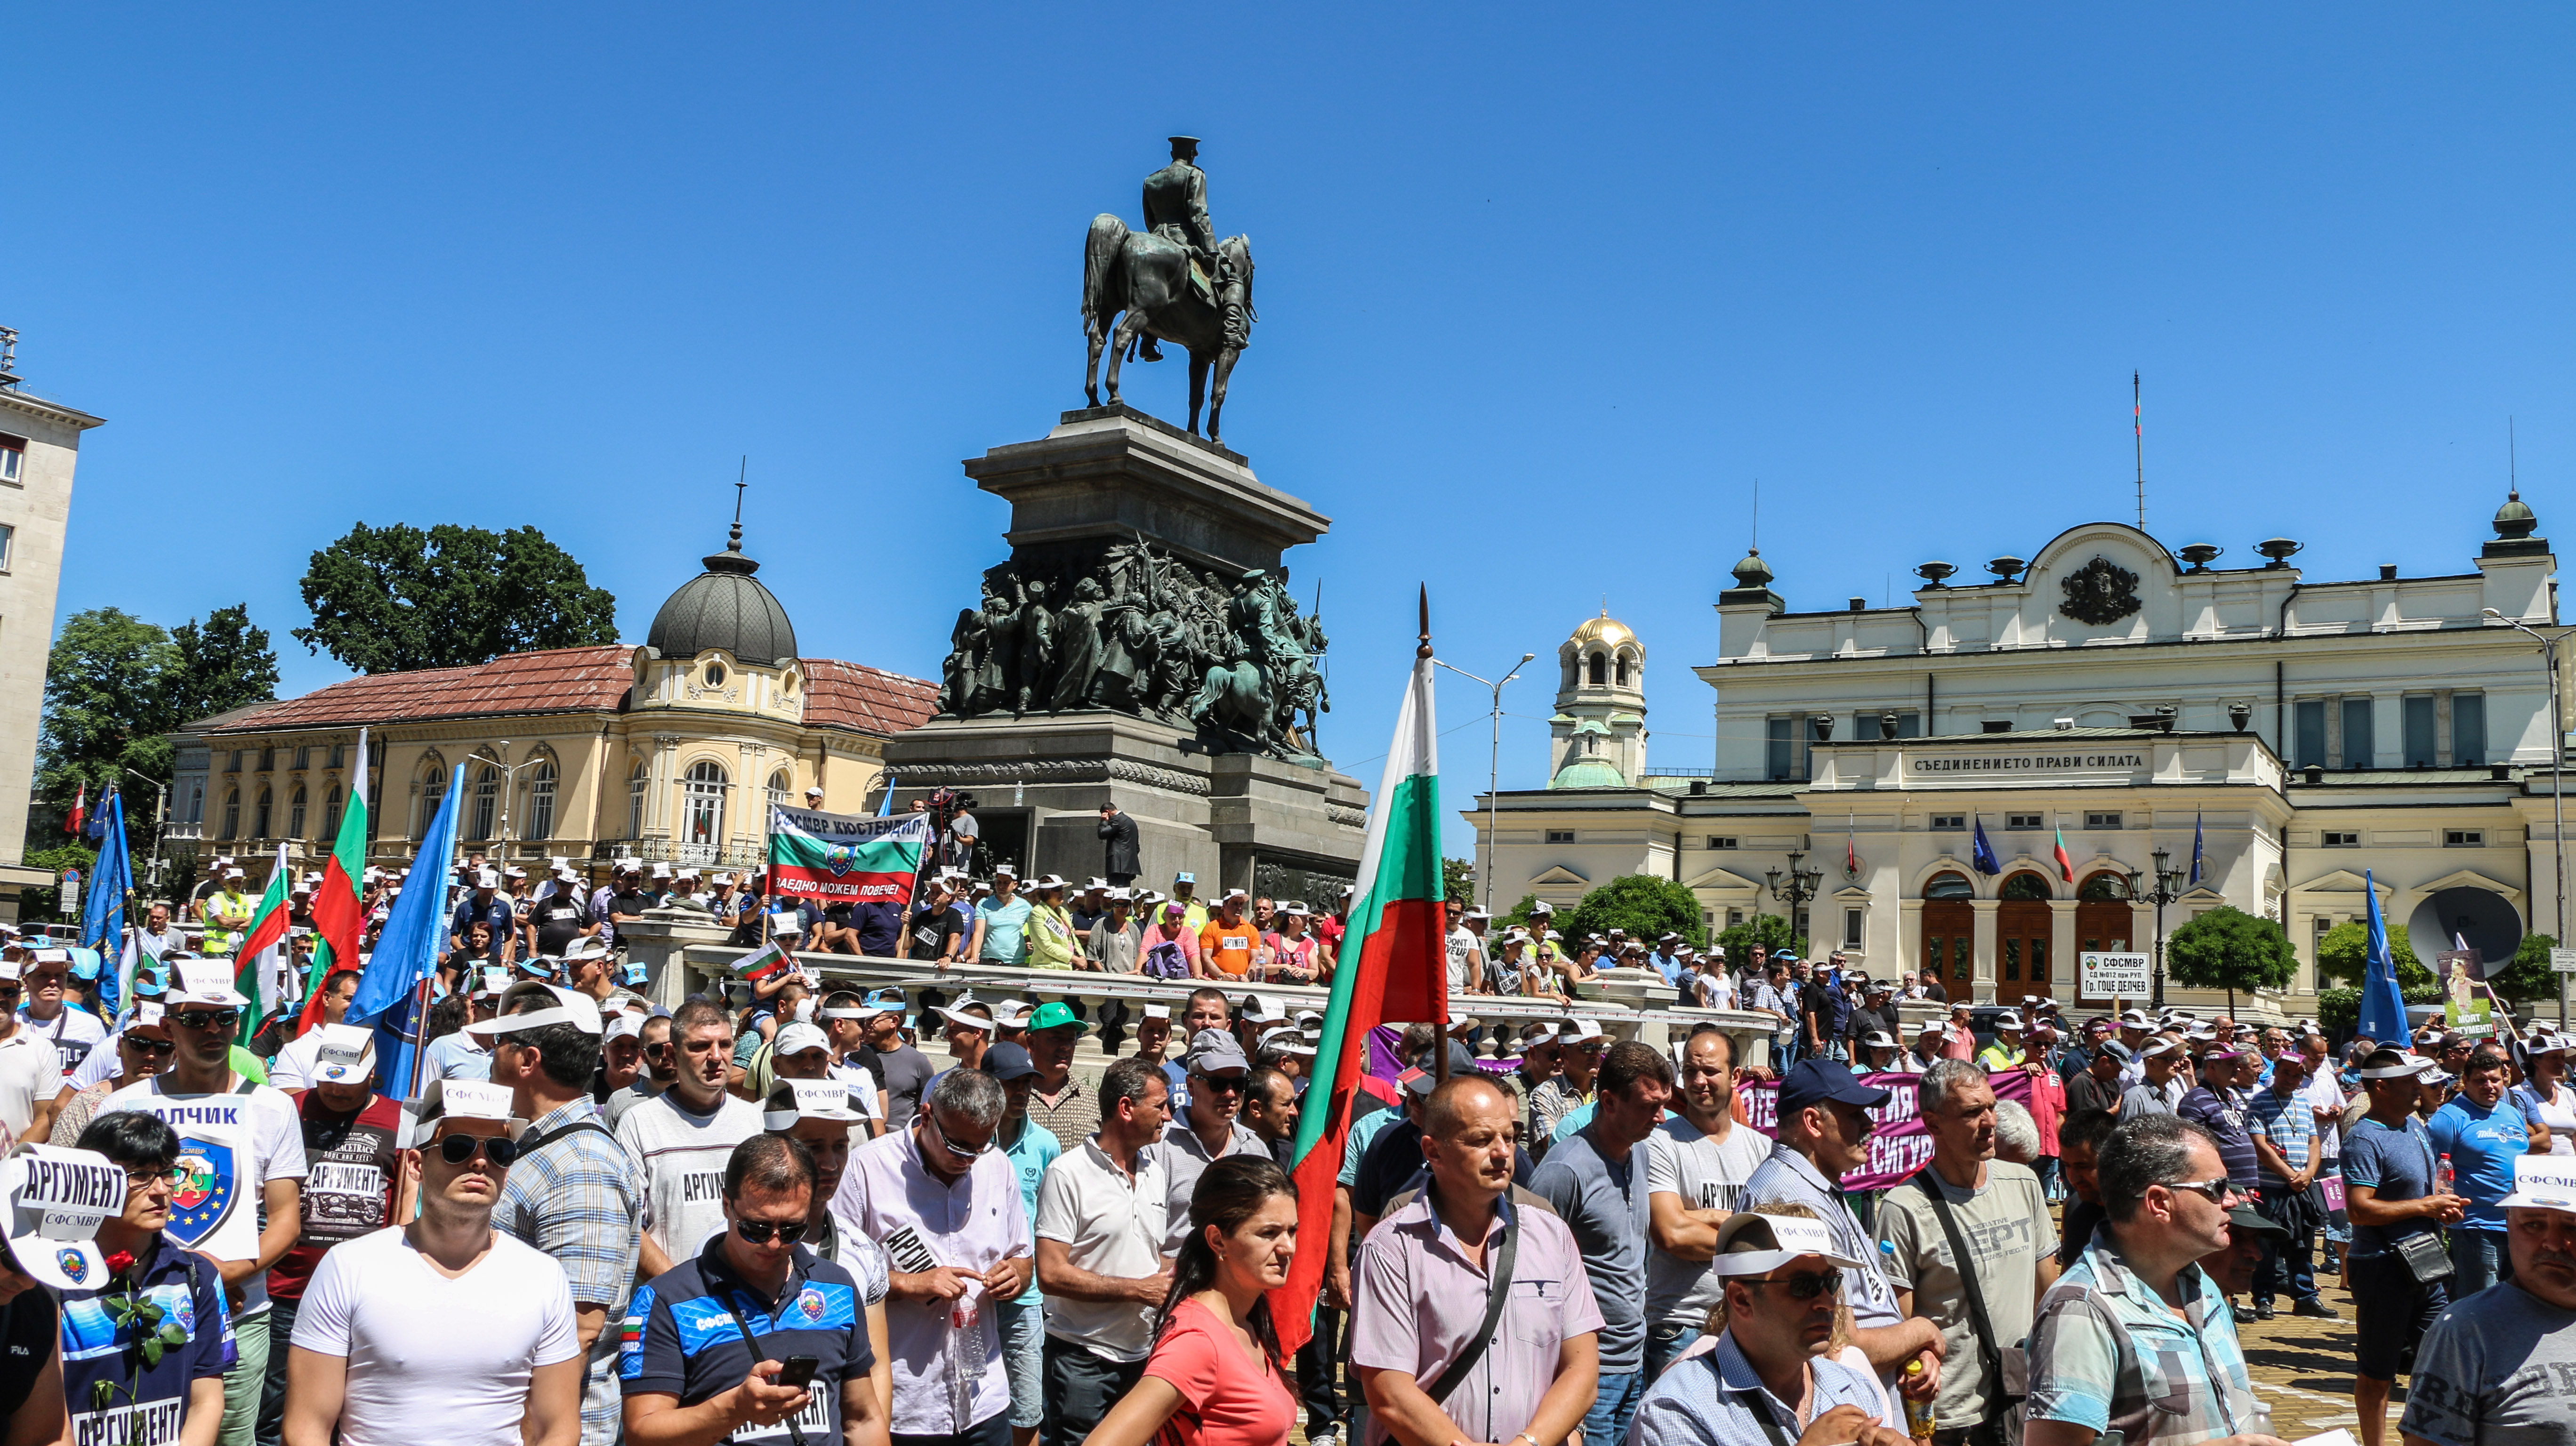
[437,1133,522,1168]
[926,1114,994,1160]
[735,1217,810,1245]
[2160,1176,2240,1205]
[124,1036,177,1058]
[170,1010,240,1032]
[1741,1269,1844,1300]
[1192,1074,1247,1095]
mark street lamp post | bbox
[1435,653,1536,915]
[464,742,542,863]
[121,769,167,901]
[1765,848,1826,948]
[2128,845,2186,1010]
[2484,607,2569,1029]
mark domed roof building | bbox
[167,523,937,889]
[1550,609,1647,788]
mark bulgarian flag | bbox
[234,844,294,1047]
[2053,825,2074,883]
[1271,619,1446,1353]
[731,938,792,985]
[298,730,371,1036]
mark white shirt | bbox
[291,1225,580,1446]
[829,1058,884,1121]
[20,1006,106,1089]
[612,1093,763,1262]
[100,1072,307,1313]
[268,1028,333,1093]
[832,1125,1029,1435]
[0,1031,62,1142]
[2301,1065,2349,1161]
[1033,1137,1169,1362]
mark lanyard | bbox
[712,1264,813,1446]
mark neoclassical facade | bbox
[164,528,936,881]
[1470,495,2569,1016]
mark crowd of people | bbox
[0,850,2561,1446]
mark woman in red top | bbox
[1081,1156,1299,1446]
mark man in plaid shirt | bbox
[480,981,647,1446]
[2024,1114,2279,1446]
[2245,1051,2334,1322]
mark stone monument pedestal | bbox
[886,403,1366,895]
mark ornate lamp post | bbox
[1434,653,1536,914]
[1766,848,1826,946]
[2127,844,2186,1010]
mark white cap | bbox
[1707,1211,1867,1276]
[804,784,824,797]
[476,868,500,889]
[988,999,1035,1028]
[1560,1018,1606,1044]
[2137,1039,2182,1060]
[773,1021,831,1057]
[169,960,248,1009]
[309,1024,376,1084]
[561,936,610,963]
[0,1146,127,1291]
[764,1079,861,1130]
[463,982,604,1038]
[1994,1011,2024,1032]
[935,1006,997,1033]
[604,1013,645,1045]
[2500,1152,2576,1213]
[402,1078,524,1149]
[652,862,675,879]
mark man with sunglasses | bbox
[2024,1114,2280,1446]
[50,1001,176,1147]
[260,1024,403,1446]
[102,960,306,1446]
[1150,1028,1264,1256]
[17,948,101,1102]
[609,1014,680,1128]
[834,1068,1031,1446]
[1741,1061,1944,1401]
[477,982,648,1446]
[60,1112,233,1446]
[1631,1205,1912,1446]
[623,1134,889,1446]
[0,959,64,1145]
[2343,1050,2467,1446]
[285,1077,584,1446]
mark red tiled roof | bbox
[205,646,637,732]
[803,659,939,737]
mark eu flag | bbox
[1971,816,2000,875]
[2358,868,2411,1045]
[349,767,464,1098]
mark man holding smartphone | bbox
[623,1133,888,1446]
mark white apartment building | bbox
[0,335,105,915]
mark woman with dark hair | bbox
[65,1110,231,1446]
[1080,1155,1299,1446]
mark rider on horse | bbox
[1137,137,1247,360]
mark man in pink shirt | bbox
[1940,1002,1978,1062]
[1352,1075,1601,1446]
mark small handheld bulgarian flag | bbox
[2053,826,2074,883]
[233,844,295,1047]
[731,938,792,985]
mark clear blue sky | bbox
[10,7,2571,856]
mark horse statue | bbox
[1188,657,1278,755]
[1083,220,1254,445]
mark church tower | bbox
[1549,610,1647,787]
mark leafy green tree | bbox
[1715,912,1808,963]
[294,522,618,674]
[1561,875,1708,952]
[1499,893,1544,930]
[1442,858,1475,907]
[2164,906,2299,1017]
[38,609,177,806]
[167,603,280,725]
[18,842,95,921]
[2478,932,2560,1005]
[2315,920,2440,996]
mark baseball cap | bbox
[2499,1153,2576,1213]
[1186,1028,1250,1074]
[1028,1001,1091,1035]
[167,960,248,1009]
[2225,1205,2288,1239]
[981,1042,1037,1082]
[308,1024,376,1084]
[1993,1011,2024,1032]
[403,1077,523,1148]
[463,982,604,1038]
[1777,1059,1892,1115]
[1707,1209,1867,1276]
[1860,1031,1899,1051]
[764,1080,864,1131]
[0,1145,127,1290]
[860,988,907,1020]
[773,1022,831,1057]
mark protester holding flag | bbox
[101,958,307,1446]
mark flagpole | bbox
[1422,586,1449,1085]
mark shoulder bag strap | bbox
[519,1117,612,1155]
[1911,1167,2008,1398]
[713,1267,813,1446]
[1422,1205,1518,1407]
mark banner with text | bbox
[767,806,933,907]
[1737,1068,2037,1192]
[2080,951,2152,999]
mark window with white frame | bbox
[684,762,729,846]
[1707,836,1739,850]
[1930,814,1965,831]
[1843,908,1864,948]
[627,763,648,838]
[2445,829,2484,847]
[2006,812,2043,829]
[0,434,22,484]
[528,760,557,842]
[0,524,16,572]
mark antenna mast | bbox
[2133,372,2145,531]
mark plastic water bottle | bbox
[2437,1153,2455,1195]
[946,1282,984,1430]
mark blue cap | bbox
[862,988,906,1016]
[133,971,167,997]
[66,948,101,981]
[981,1042,1036,1082]
[1777,1058,1891,1116]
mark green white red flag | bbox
[1270,640,1446,1353]
[299,729,371,1036]
[234,844,293,1047]
[2053,825,2074,883]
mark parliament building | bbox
[1469,494,2566,1019]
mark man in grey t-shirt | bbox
[1643,1027,1771,1379]
[2399,1166,2576,1446]
[1528,1039,1674,1446]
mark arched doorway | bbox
[1923,872,1975,991]
[2076,871,2136,1004]
[1998,872,2054,999]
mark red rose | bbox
[105,1252,134,1276]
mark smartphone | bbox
[776,1356,820,1391]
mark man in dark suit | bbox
[1097,803,1140,888]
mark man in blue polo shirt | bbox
[2427,1046,2548,1296]
[621,1134,886,1446]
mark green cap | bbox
[1028,1000,1092,1035]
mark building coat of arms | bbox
[2059,556,2142,626]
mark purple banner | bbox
[1739,1069,2037,1192]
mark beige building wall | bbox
[0,386,105,909]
